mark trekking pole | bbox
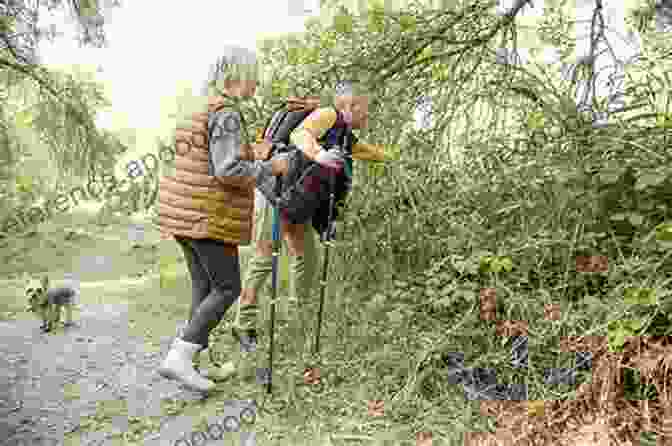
[267,177,282,394]
[314,167,337,356]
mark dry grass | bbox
[467,335,672,446]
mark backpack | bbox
[257,101,355,235]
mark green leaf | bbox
[320,31,337,49]
[333,10,354,34]
[398,14,417,32]
[625,287,656,305]
[656,113,669,128]
[610,213,627,221]
[655,223,672,242]
[639,288,656,305]
[15,109,35,128]
[430,64,441,82]
[607,320,621,331]
[479,256,493,272]
[527,111,545,130]
[159,262,184,291]
[624,287,641,305]
[607,319,642,352]
[625,319,642,330]
[416,47,433,62]
[368,0,384,10]
[0,15,16,33]
[271,79,290,97]
[287,47,300,65]
[368,163,384,178]
[608,329,626,352]
[368,13,385,33]
[15,175,34,194]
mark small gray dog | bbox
[25,276,77,332]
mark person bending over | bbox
[233,81,388,351]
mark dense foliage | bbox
[1,0,124,227]
[248,0,672,430]
[3,0,672,443]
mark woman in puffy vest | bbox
[155,45,289,393]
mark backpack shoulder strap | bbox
[263,106,289,141]
[264,97,321,144]
[271,109,313,144]
[324,108,352,153]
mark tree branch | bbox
[373,0,529,84]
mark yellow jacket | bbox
[287,107,387,162]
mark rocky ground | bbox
[0,300,256,446]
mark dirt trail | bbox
[0,208,256,446]
[0,300,255,446]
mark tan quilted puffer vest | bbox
[157,96,255,248]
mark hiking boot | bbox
[158,338,215,393]
[175,322,234,381]
[232,303,258,352]
[175,321,202,368]
[231,327,257,353]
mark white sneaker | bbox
[174,321,200,368]
[175,320,188,340]
[158,338,215,393]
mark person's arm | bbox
[291,109,388,162]
[289,107,338,160]
[351,141,386,162]
[208,110,280,185]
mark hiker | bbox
[233,81,387,349]
[155,45,291,393]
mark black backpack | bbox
[257,103,355,235]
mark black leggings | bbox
[174,236,241,349]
